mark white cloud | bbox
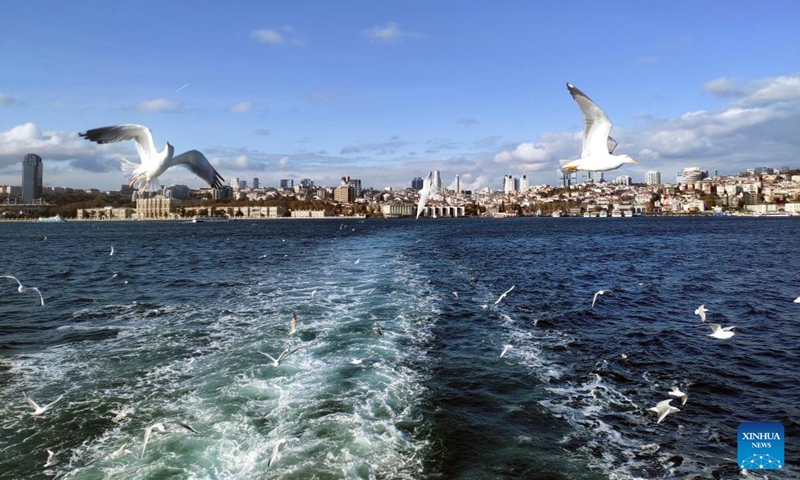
[228,101,251,114]
[135,99,182,113]
[363,22,423,43]
[251,26,304,46]
[493,142,550,172]
[0,90,19,106]
[704,77,739,96]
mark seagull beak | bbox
[630,159,638,164]
[562,166,578,172]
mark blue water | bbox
[1,217,798,479]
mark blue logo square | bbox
[738,422,784,470]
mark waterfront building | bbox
[22,154,43,202]
[411,177,423,190]
[645,170,661,185]
[280,179,294,189]
[381,202,414,218]
[291,209,333,218]
[135,196,182,219]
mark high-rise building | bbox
[519,174,529,192]
[455,174,460,195]
[503,175,515,194]
[412,177,424,190]
[645,170,661,185]
[432,171,443,193]
[253,178,260,189]
[680,167,707,183]
[347,178,362,198]
[280,179,294,189]
[300,178,314,187]
[231,177,241,190]
[22,153,43,202]
[333,184,354,203]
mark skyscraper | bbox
[503,175,515,194]
[280,179,294,189]
[22,153,43,202]
[644,170,661,185]
[432,171,442,193]
[412,177,423,190]
[519,174,529,192]
[253,177,260,189]
[455,174,460,195]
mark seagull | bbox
[416,171,434,220]
[648,399,680,424]
[1,275,44,306]
[620,353,629,361]
[108,443,133,459]
[289,312,297,335]
[560,83,637,173]
[591,290,613,308]
[373,326,383,335]
[494,285,515,305]
[707,323,736,340]
[79,124,225,194]
[24,392,63,416]
[260,347,300,367]
[500,345,513,358]
[350,358,363,365]
[44,449,58,467]
[268,438,287,467]
[140,421,197,459]
[668,386,688,405]
[109,246,115,256]
[354,258,360,265]
[110,408,137,422]
[794,297,800,303]
[453,292,459,299]
[695,304,708,322]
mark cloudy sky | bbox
[1,1,799,192]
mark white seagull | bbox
[500,345,513,358]
[648,399,680,424]
[140,421,197,459]
[694,304,708,322]
[109,246,115,256]
[268,438,287,467]
[45,449,58,467]
[591,290,613,308]
[289,312,297,335]
[794,296,800,303]
[79,124,225,194]
[24,392,63,416]
[1,275,44,306]
[668,386,688,405]
[707,323,736,340]
[560,83,637,173]
[416,171,434,220]
[260,347,300,367]
[494,285,515,305]
[108,443,133,459]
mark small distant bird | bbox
[1,275,45,306]
[311,290,317,297]
[500,345,513,358]
[373,326,383,335]
[268,438,287,467]
[79,124,225,194]
[648,399,680,424]
[350,358,363,365]
[141,421,197,459]
[494,285,515,305]
[24,392,63,416]
[794,297,800,303]
[289,312,297,335]
[108,443,133,459]
[707,323,735,340]
[44,449,58,467]
[668,386,688,405]
[354,258,360,264]
[260,347,300,367]
[620,353,629,361]
[453,292,459,299]
[694,305,708,322]
[110,408,137,422]
[109,246,115,256]
[591,290,613,308]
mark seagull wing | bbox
[1,275,23,288]
[173,420,198,433]
[592,291,600,308]
[42,395,63,410]
[416,172,433,219]
[23,392,41,412]
[141,426,153,459]
[566,83,613,158]
[607,136,618,154]
[79,124,158,165]
[27,287,45,306]
[268,438,287,467]
[259,352,279,364]
[168,150,225,189]
[707,323,722,333]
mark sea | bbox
[0,217,798,480]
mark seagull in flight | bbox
[494,285,515,305]
[707,323,736,340]
[560,83,637,173]
[268,438,288,467]
[44,449,58,467]
[109,246,115,256]
[500,345,513,358]
[648,399,680,424]
[694,304,708,322]
[108,443,133,459]
[79,124,225,194]
[140,421,197,459]
[1,275,44,306]
[591,290,613,308]
[416,171,434,220]
[24,392,63,416]
[289,312,297,335]
[260,347,300,367]
[794,296,800,303]
[668,386,688,405]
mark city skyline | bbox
[1,2,799,192]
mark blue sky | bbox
[1,1,799,191]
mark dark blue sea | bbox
[1,217,798,479]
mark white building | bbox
[645,170,661,185]
[519,174,529,192]
[503,175,515,194]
